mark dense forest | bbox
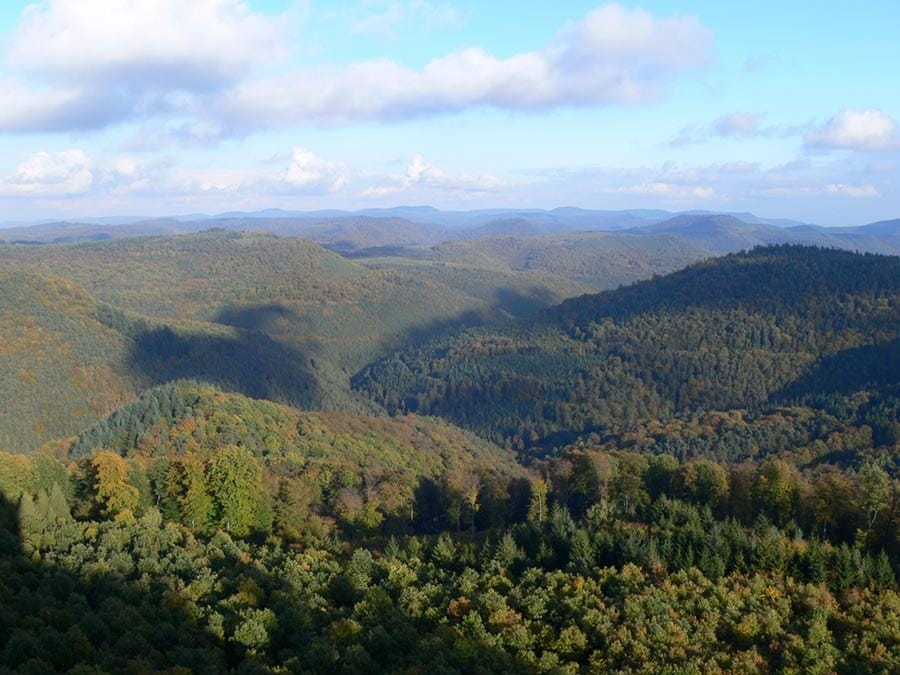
[355,246,900,451]
[1,236,899,672]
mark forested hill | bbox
[548,243,898,323]
[54,380,523,538]
[0,231,585,368]
[4,245,900,673]
[354,246,900,451]
[0,273,140,451]
[426,231,709,290]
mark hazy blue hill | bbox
[856,218,900,235]
[549,206,658,230]
[628,214,795,251]
[632,213,900,254]
[457,217,547,239]
[191,215,451,249]
[5,207,900,256]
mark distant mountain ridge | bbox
[3,206,896,254]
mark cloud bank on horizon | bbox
[0,0,898,226]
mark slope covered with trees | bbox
[355,246,900,450]
[0,273,141,452]
[0,230,583,372]
[426,231,711,290]
[0,231,586,450]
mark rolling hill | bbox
[427,231,712,289]
[628,213,900,254]
[68,380,523,485]
[0,231,586,451]
[0,230,585,367]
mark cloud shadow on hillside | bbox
[127,304,322,408]
[214,303,296,332]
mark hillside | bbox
[3,247,900,674]
[428,231,712,290]
[0,231,587,450]
[68,381,521,474]
[0,270,376,452]
[354,246,900,450]
[0,273,141,452]
[60,381,523,536]
[0,231,585,368]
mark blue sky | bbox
[0,1,898,226]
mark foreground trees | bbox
[2,488,899,673]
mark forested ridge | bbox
[2,240,900,672]
[355,246,900,451]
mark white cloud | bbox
[122,122,229,152]
[362,153,500,197]
[10,0,282,89]
[0,149,94,195]
[220,4,713,128]
[616,181,714,199]
[0,0,284,132]
[116,147,350,197]
[805,108,899,151]
[0,3,711,134]
[672,112,798,145]
[282,147,348,193]
[826,183,878,198]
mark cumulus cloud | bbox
[0,0,284,132]
[538,154,891,215]
[0,149,94,195]
[282,147,348,193]
[214,3,714,129]
[805,109,899,151]
[361,153,500,197]
[0,3,712,134]
[9,0,282,89]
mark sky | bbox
[0,1,898,226]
